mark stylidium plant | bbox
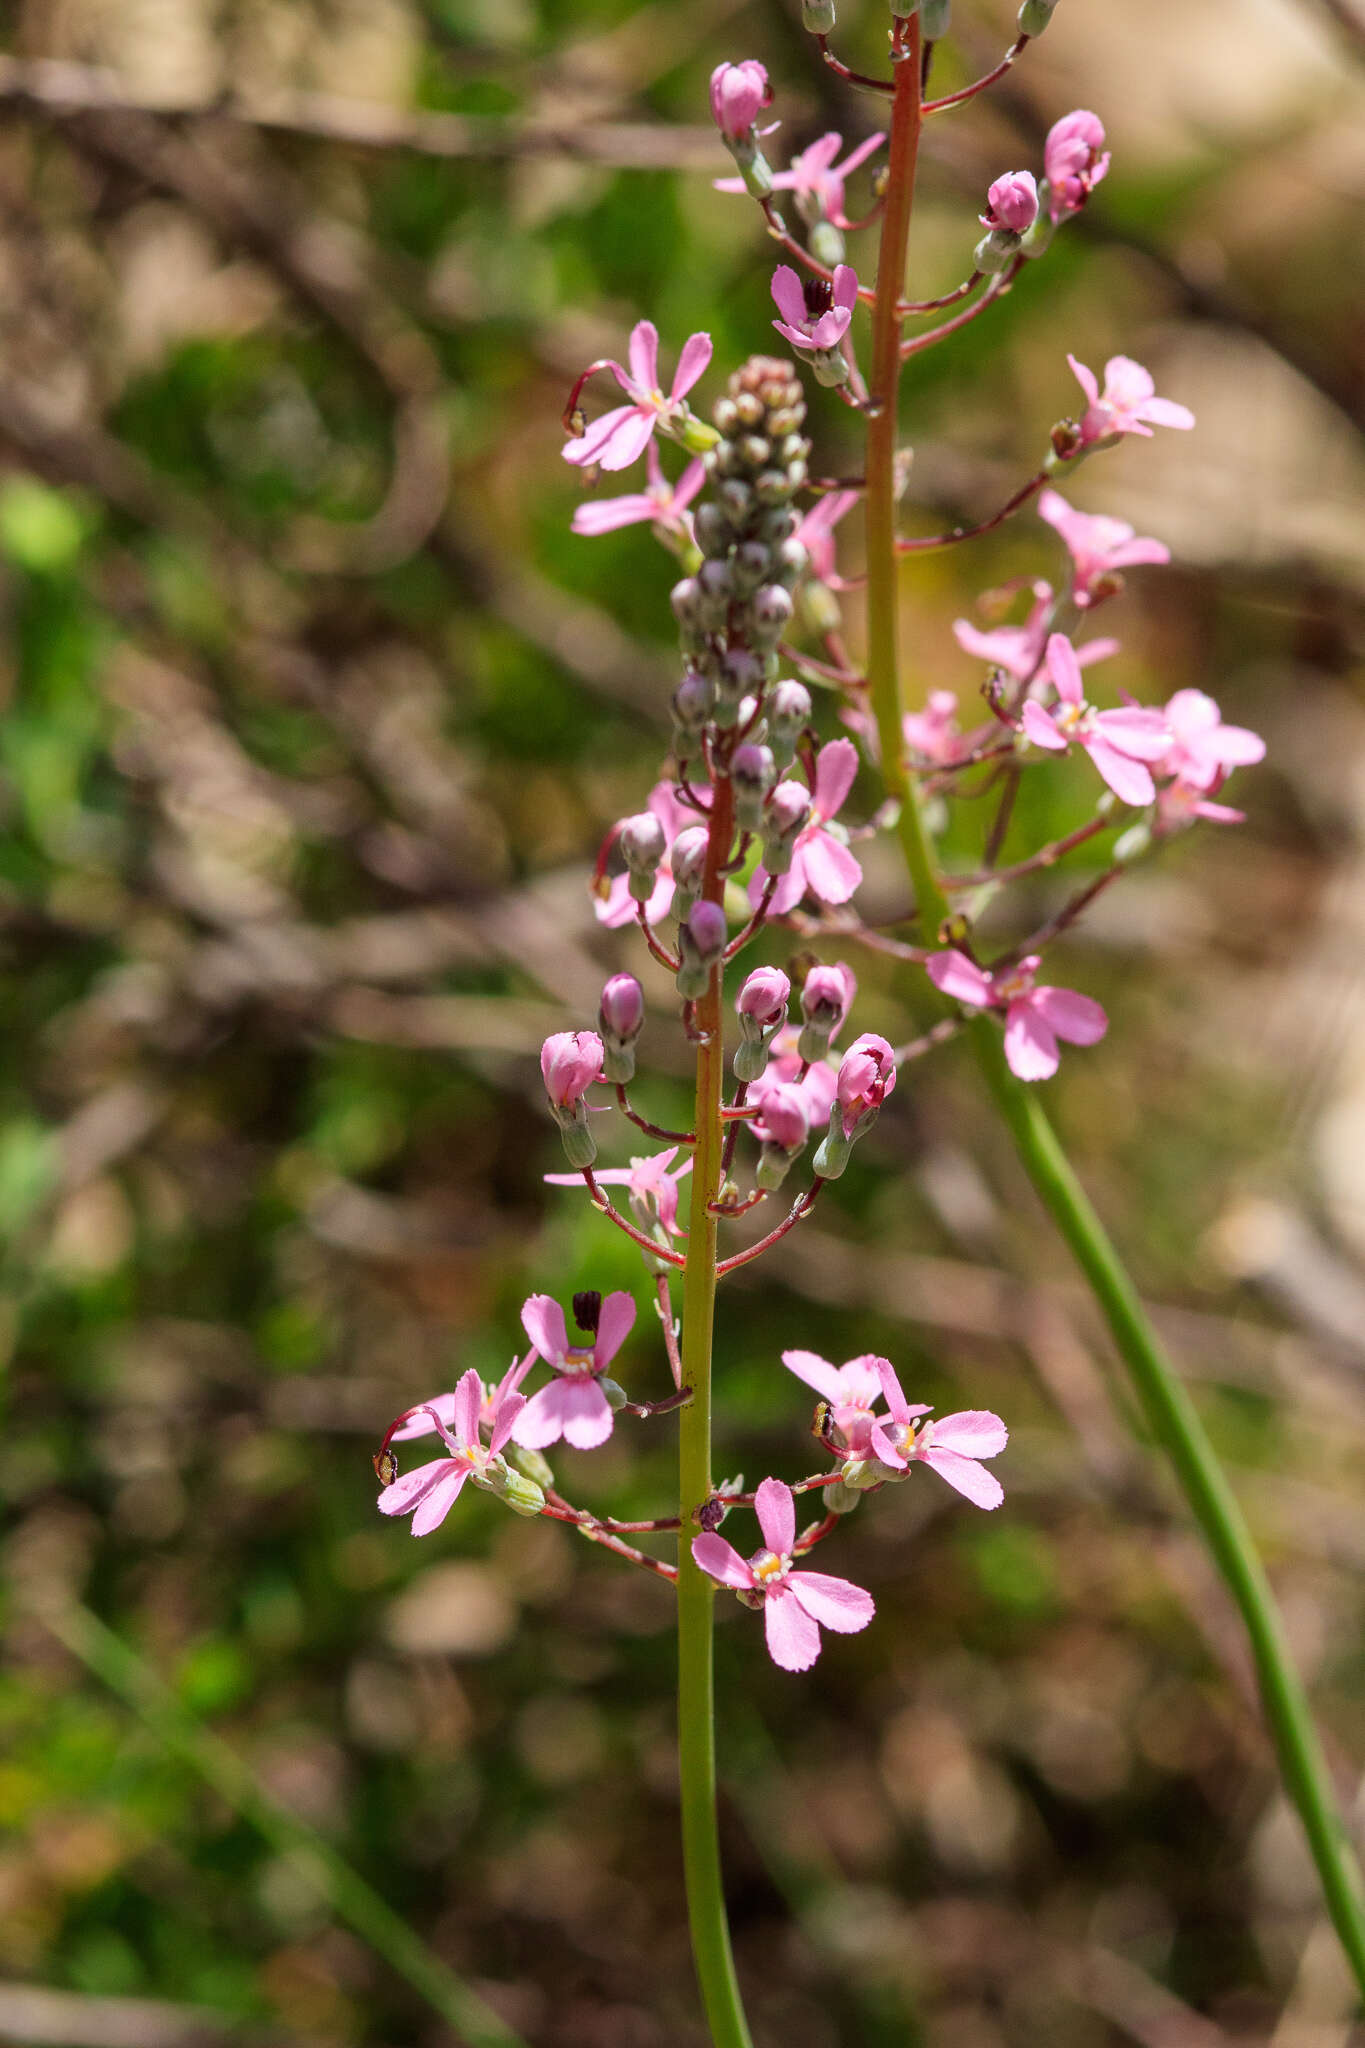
[372,3,1365,2038]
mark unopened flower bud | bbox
[797,960,855,1061]
[731,743,776,832]
[599,972,645,1083]
[772,538,809,588]
[671,576,703,629]
[676,899,728,999]
[749,583,795,645]
[693,503,729,556]
[541,1030,603,1111]
[825,1479,864,1514]
[802,0,837,28]
[734,965,791,1080]
[809,220,846,270]
[600,1377,627,1411]
[974,228,1020,276]
[507,1443,555,1490]
[730,540,772,596]
[670,824,710,918]
[717,479,755,526]
[1019,0,1057,31]
[834,1032,897,1137]
[811,1099,855,1180]
[672,669,715,737]
[760,780,812,874]
[979,171,1039,237]
[919,0,951,33]
[709,59,771,142]
[767,679,812,769]
[618,811,666,903]
[492,1464,547,1517]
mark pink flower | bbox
[770,264,859,355]
[564,321,713,473]
[377,1367,526,1536]
[1045,111,1110,222]
[1158,689,1265,794]
[927,948,1107,1082]
[953,581,1119,688]
[903,689,965,764]
[870,1359,1007,1509]
[782,1349,895,1455]
[751,1080,810,1153]
[389,1352,534,1445]
[1038,488,1169,607]
[980,171,1038,235]
[717,131,884,229]
[512,1291,636,1451]
[541,1030,603,1109]
[1020,633,1169,805]
[737,966,791,1028]
[596,782,693,929]
[800,961,856,1035]
[835,1032,897,1134]
[795,489,859,587]
[692,1477,874,1671]
[572,442,706,538]
[750,738,862,914]
[545,1146,692,1237]
[709,60,771,142]
[1067,354,1195,446]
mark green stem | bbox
[861,9,1365,2003]
[677,772,754,2048]
[40,1600,530,2048]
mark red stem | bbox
[715,1183,822,1276]
[581,1168,686,1267]
[922,35,1030,114]
[895,468,1047,553]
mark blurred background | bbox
[1,0,1364,2043]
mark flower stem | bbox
[677,771,754,2048]
[862,18,1365,1999]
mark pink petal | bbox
[671,331,714,401]
[836,131,884,178]
[931,1410,1008,1458]
[1084,735,1155,806]
[673,457,707,510]
[754,861,806,917]
[809,307,852,352]
[628,320,659,393]
[799,827,862,906]
[1031,986,1108,1046]
[788,1570,875,1634]
[801,133,843,172]
[1004,1001,1060,1081]
[409,1465,471,1536]
[1067,354,1099,407]
[521,1294,568,1367]
[922,1446,1005,1509]
[571,492,658,536]
[592,408,659,474]
[487,1390,526,1455]
[781,1349,846,1403]
[390,1392,459,1442]
[1210,724,1265,767]
[594,1290,637,1369]
[831,265,859,314]
[874,1355,917,1427]
[772,319,812,351]
[453,1367,483,1445]
[1021,701,1068,751]
[692,1533,754,1590]
[755,1476,796,1556]
[563,403,641,469]
[837,1355,891,1409]
[771,265,808,328]
[812,738,859,819]
[927,948,994,1008]
[1075,636,1121,669]
[558,1379,616,1451]
[1139,396,1195,430]
[510,1379,577,1449]
[1091,707,1170,760]
[1047,633,1084,705]
[1167,688,1219,733]
[378,1457,460,1518]
[763,1587,822,1671]
[1109,537,1170,570]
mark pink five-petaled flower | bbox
[927,948,1107,1082]
[903,689,965,765]
[378,1368,526,1536]
[795,489,859,587]
[512,1292,636,1452]
[564,321,713,473]
[389,1352,534,1447]
[1159,689,1265,794]
[770,264,858,356]
[544,1146,693,1238]
[1038,488,1169,608]
[980,170,1039,235]
[571,442,706,539]
[692,1477,874,1672]
[751,1030,839,1132]
[1020,633,1169,806]
[1045,111,1110,222]
[540,1031,603,1109]
[717,131,884,228]
[835,1032,897,1134]
[870,1359,1008,1509]
[1067,354,1195,447]
[709,60,771,142]
[749,737,862,914]
[782,1350,895,1456]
